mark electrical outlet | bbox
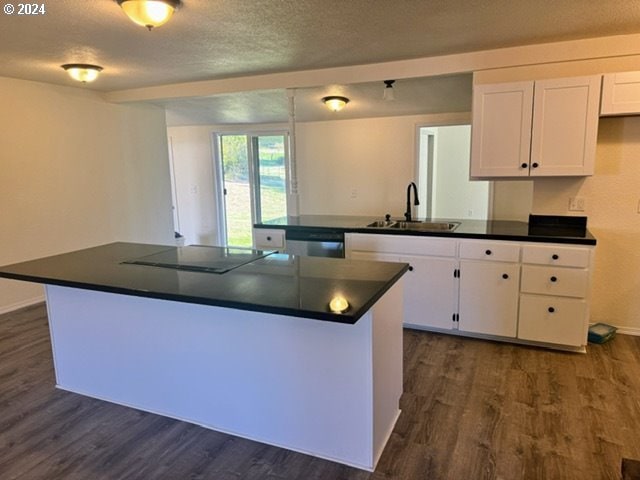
[569,196,585,212]
[350,188,358,199]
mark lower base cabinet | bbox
[518,295,588,347]
[346,233,594,350]
[349,249,457,330]
[458,260,520,337]
[402,255,458,330]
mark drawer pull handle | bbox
[521,163,528,169]
[485,249,492,256]
[550,276,557,282]
[548,307,555,313]
[502,273,509,279]
[266,236,272,241]
[408,266,414,272]
[532,162,539,168]
[552,254,559,260]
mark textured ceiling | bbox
[2,0,640,123]
[160,74,473,125]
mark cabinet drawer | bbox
[254,229,285,249]
[347,234,456,257]
[518,294,587,346]
[522,244,590,268]
[459,240,520,262]
[521,265,589,298]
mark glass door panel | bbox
[220,135,252,247]
[254,135,287,223]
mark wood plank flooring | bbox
[1,303,639,479]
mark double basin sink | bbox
[366,219,460,232]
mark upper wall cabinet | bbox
[470,75,601,178]
[601,71,640,116]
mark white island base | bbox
[44,281,403,471]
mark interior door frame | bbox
[414,117,494,220]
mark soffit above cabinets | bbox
[160,74,473,125]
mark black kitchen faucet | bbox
[404,182,420,221]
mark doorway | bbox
[416,124,491,220]
[216,133,288,247]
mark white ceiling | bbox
[159,74,473,125]
[3,0,640,123]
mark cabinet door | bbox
[530,76,600,176]
[601,71,640,116]
[401,255,457,330]
[470,81,533,178]
[253,228,285,250]
[518,294,587,346]
[458,260,520,337]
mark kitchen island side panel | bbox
[44,284,401,470]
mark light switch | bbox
[569,197,585,212]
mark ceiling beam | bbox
[103,33,640,103]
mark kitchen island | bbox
[0,243,408,471]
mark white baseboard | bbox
[615,326,640,337]
[0,296,45,315]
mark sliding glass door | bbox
[217,133,288,247]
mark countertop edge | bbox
[0,264,410,325]
[254,222,597,246]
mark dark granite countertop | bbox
[255,215,597,245]
[0,242,408,324]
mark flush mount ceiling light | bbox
[61,64,104,83]
[383,80,395,101]
[116,0,181,30]
[322,96,349,112]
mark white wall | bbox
[168,114,532,229]
[296,113,478,217]
[0,77,174,313]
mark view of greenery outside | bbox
[220,135,287,248]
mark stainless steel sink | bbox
[390,221,459,231]
[366,220,398,228]
[365,220,459,231]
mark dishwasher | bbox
[284,228,345,258]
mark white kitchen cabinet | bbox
[471,81,533,177]
[346,234,458,330]
[518,295,587,347]
[601,71,640,116]
[253,228,286,251]
[517,243,593,347]
[458,240,520,337]
[471,75,600,178]
[347,232,595,351]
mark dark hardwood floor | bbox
[1,303,639,479]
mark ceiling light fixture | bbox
[322,96,349,112]
[61,64,104,83]
[383,80,395,101]
[116,0,181,30]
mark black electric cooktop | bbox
[122,245,274,274]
